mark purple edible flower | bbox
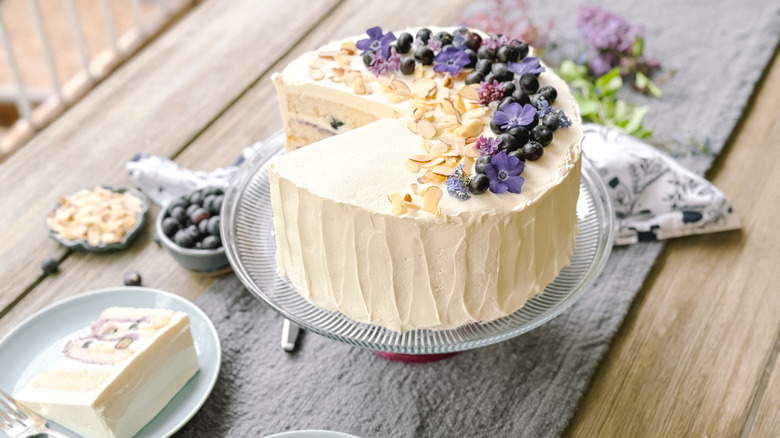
[476,80,506,105]
[433,46,471,76]
[493,102,537,129]
[536,100,572,128]
[536,99,552,117]
[446,165,471,200]
[385,47,401,71]
[482,34,510,50]
[452,26,468,50]
[576,5,644,75]
[507,57,545,76]
[427,36,443,52]
[474,136,502,155]
[356,26,396,56]
[484,150,525,194]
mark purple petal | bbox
[356,39,372,51]
[506,158,525,177]
[518,104,538,125]
[489,180,509,194]
[490,150,509,171]
[502,102,522,118]
[380,32,397,45]
[492,111,511,127]
[366,26,382,40]
[504,176,525,193]
[433,51,450,63]
[433,63,449,72]
[484,163,498,179]
[506,61,524,75]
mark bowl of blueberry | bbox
[156,186,229,272]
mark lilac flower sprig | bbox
[507,57,545,76]
[356,26,396,56]
[493,102,537,130]
[577,5,643,76]
[367,47,401,76]
[474,136,502,155]
[446,165,471,200]
[433,46,470,76]
[536,100,572,129]
[476,80,506,105]
[485,151,525,194]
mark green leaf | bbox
[594,68,622,95]
[614,100,629,122]
[635,72,662,97]
[576,98,600,117]
[632,37,644,58]
[624,105,649,134]
[570,78,594,92]
[558,60,585,82]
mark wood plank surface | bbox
[0,0,340,315]
[567,51,780,437]
[750,338,780,437]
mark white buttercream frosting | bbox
[270,27,582,331]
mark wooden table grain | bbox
[0,1,778,436]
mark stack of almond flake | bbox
[47,187,144,246]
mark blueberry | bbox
[475,59,491,75]
[162,217,180,237]
[512,41,529,59]
[465,32,482,51]
[521,141,544,161]
[206,216,221,236]
[519,73,539,94]
[414,47,434,65]
[169,206,187,223]
[483,73,498,85]
[210,195,224,215]
[497,96,516,111]
[435,31,453,46]
[531,125,553,146]
[185,204,199,216]
[464,49,477,68]
[498,133,520,152]
[203,194,216,212]
[363,51,374,67]
[477,46,496,61]
[468,174,490,195]
[502,81,516,97]
[170,198,188,210]
[507,126,530,144]
[189,191,204,205]
[204,187,222,196]
[465,71,484,85]
[396,32,413,53]
[41,257,59,275]
[198,219,209,235]
[511,90,531,105]
[508,150,526,161]
[123,271,142,287]
[173,229,195,248]
[190,208,210,225]
[185,224,200,240]
[401,57,416,75]
[416,28,432,44]
[543,113,560,131]
[201,235,221,250]
[497,45,519,63]
[491,62,508,77]
[474,155,492,174]
[537,86,558,104]
[489,119,502,134]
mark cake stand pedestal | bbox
[222,131,615,356]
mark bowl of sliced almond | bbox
[46,186,149,252]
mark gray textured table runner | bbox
[178,1,780,436]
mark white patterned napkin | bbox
[582,124,740,245]
[128,127,740,245]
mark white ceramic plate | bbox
[0,287,221,437]
[265,431,361,438]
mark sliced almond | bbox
[340,41,357,55]
[352,80,367,95]
[318,51,338,59]
[309,58,325,69]
[388,193,403,203]
[391,110,405,119]
[432,165,456,177]
[442,74,454,88]
[459,156,475,174]
[309,69,325,81]
[391,202,408,216]
[422,186,443,214]
[457,119,484,138]
[429,142,447,158]
[401,200,421,210]
[409,154,432,163]
[463,107,487,119]
[412,78,437,98]
[463,144,480,158]
[422,140,433,153]
[406,119,418,133]
[440,99,455,115]
[458,84,480,101]
[417,119,436,139]
[336,54,353,71]
[404,159,421,173]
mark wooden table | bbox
[1,1,778,436]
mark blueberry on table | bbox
[123,271,142,286]
[474,155,492,174]
[465,71,484,85]
[519,73,539,94]
[396,32,413,53]
[531,125,553,146]
[521,141,544,161]
[401,58,416,75]
[41,257,59,275]
[468,174,490,195]
[414,47,434,65]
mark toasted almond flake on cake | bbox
[462,107,486,119]
[432,165,456,177]
[309,58,325,69]
[422,186,443,214]
[442,74,454,88]
[404,159,421,172]
[459,156,475,174]
[457,84,480,101]
[391,110,405,119]
[406,119,418,133]
[309,69,325,81]
[340,41,357,55]
[318,50,338,59]
[416,119,436,139]
[412,79,437,98]
[409,154,432,163]
[351,80,367,95]
[456,119,484,138]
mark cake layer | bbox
[16,307,199,438]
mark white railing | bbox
[0,0,198,160]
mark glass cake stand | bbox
[222,131,615,354]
